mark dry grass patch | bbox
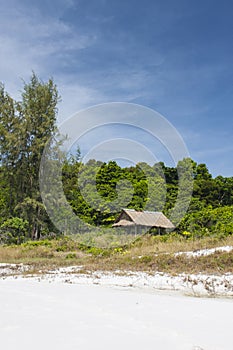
[0,234,233,275]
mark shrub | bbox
[179,205,233,238]
[65,253,77,259]
[0,217,29,244]
[21,239,52,248]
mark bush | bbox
[21,239,52,248]
[0,217,29,244]
[65,253,77,259]
[179,205,233,238]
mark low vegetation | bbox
[0,234,233,276]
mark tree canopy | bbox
[0,74,232,243]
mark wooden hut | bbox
[112,209,175,235]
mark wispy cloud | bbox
[0,0,232,176]
[0,0,95,97]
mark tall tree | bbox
[0,74,59,238]
[0,84,23,216]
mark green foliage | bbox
[0,217,29,244]
[86,246,111,257]
[62,159,167,227]
[0,74,232,244]
[21,239,52,248]
[65,253,77,259]
[61,156,233,239]
[0,73,59,239]
[179,205,233,238]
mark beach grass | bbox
[0,234,233,275]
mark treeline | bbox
[0,74,232,243]
[62,158,233,238]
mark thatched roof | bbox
[112,219,135,227]
[113,209,175,229]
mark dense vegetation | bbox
[61,158,233,241]
[0,74,232,245]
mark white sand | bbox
[175,245,233,258]
[1,263,233,297]
[0,278,232,350]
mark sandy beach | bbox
[0,272,232,350]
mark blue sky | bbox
[0,0,233,177]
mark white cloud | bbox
[0,1,95,99]
[0,1,163,116]
[57,81,106,121]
